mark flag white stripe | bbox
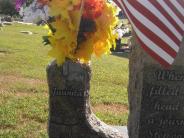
[138,0,182,41]
[135,28,174,64]
[157,0,184,31]
[170,0,184,17]
[123,0,179,52]
[117,0,174,64]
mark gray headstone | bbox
[3,16,12,22]
[128,34,184,138]
[3,22,13,26]
[47,60,125,138]
[20,31,33,35]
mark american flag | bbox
[113,0,184,67]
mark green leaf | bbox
[42,36,50,46]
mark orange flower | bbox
[83,0,105,20]
[37,0,49,5]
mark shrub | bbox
[0,0,18,16]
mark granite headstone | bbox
[47,60,125,138]
[128,34,184,138]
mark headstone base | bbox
[113,126,128,138]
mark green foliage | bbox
[0,0,18,16]
[25,0,34,6]
[42,36,51,45]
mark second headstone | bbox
[128,36,184,138]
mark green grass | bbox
[0,24,129,137]
[121,37,129,44]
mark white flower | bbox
[20,0,49,23]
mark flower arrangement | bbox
[17,0,118,65]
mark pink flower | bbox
[15,0,26,11]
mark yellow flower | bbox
[91,2,118,58]
[74,38,94,63]
[93,41,107,57]
[45,0,118,65]
[48,38,74,65]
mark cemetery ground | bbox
[0,24,129,137]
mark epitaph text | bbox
[139,66,184,138]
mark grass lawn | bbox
[0,24,129,138]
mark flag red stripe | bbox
[177,0,184,9]
[113,0,183,67]
[119,1,177,57]
[164,0,184,24]
[150,1,184,36]
[137,37,170,68]
[127,0,180,45]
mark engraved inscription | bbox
[146,118,184,127]
[155,70,184,81]
[159,119,184,127]
[139,66,184,138]
[154,102,180,111]
[149,85,180,97]
[52,88,88,97]
[149,131,182,138]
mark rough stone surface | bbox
[113,126,128,138]
[47,60,125,138]
[139,66,184,138]
[128,34,184,138]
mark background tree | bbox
[0,0,18,16]
[0,0,34,16]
